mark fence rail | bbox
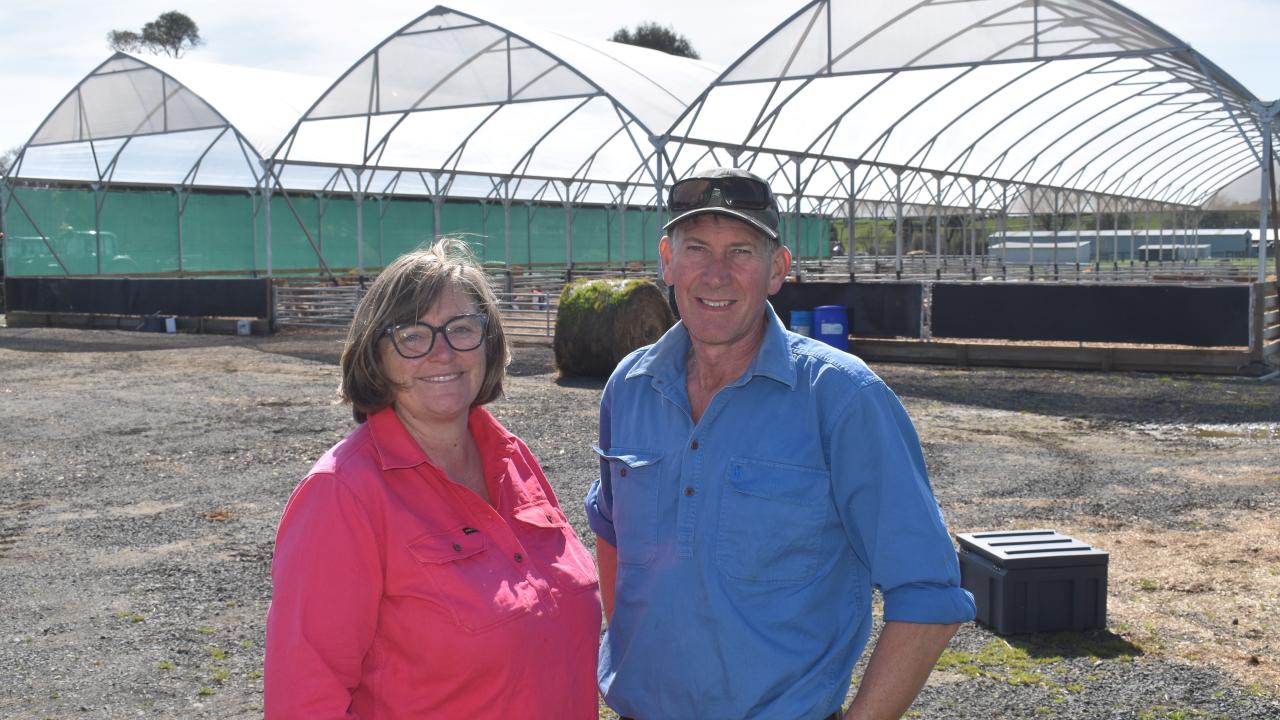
[274,285,364,328]
[272,283,559,339]
[800,255,1261,284]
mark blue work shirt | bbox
[585,305,975,720]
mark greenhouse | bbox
[1,0,1277,371]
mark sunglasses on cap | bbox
[668,176,775,212]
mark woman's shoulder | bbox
[305,422,382,487]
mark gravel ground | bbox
[0,326,1277,719]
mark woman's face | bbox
[380,284,488,428]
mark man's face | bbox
[660,214,791,354]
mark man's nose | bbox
[700,253,731,285]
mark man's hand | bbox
[843,621,959,720]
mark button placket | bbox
[676,434,703,558]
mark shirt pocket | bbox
[512,500,600,595]
[407,528,537,633]
[715,457,831,584]
[593,446,663,567]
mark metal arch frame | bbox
[972,69,1169,189]
[668,0,1261,216]
[6,1,1271,284]
[934,58,1135,179]
[1023,87,1198,189]
[1129,135,1249,205]
[4,52,269,277]
[1102,131,1242,201]
[1069,104,1229,196]
[1091,113,1238,192]
[271,4,672,199]
[1141,142,1249,204]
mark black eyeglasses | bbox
[668,176,775,212]
[385,313,488,359]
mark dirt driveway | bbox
[0,326,1276,719]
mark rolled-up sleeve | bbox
[830,380,976,625]
[585,377,617,546]
[265,473,382,719]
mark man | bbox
[585,167,975,720]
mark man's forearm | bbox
[596,537,618,622]
[843,621,959,720]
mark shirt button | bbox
[514,552,524,563]
[545,513,555,523]
[619,467,627,477]
[690,439,699,450]
[684,487,695,497]
[452,543,462,552]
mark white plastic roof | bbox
[273,4,721,205]
[12,53,329,188]
[670,0,1268,212]
[5,1,1271,215]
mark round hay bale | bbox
[553,278,675,378]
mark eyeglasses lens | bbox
[668,177,771,211]
[390,315,486,357]
[719,177,770,209]
[669,179,713,211]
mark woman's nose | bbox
[425,332,457,360]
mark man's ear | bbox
[659,235,674,285]
[768,243,792,294]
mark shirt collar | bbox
[627,301,797,390]
[367,404,517,471]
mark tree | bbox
[609,22,700,59]
[0,146,20,177]
[106,30,142,53]
[107,11,202,58]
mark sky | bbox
[1,0,1277,163]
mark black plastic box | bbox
[956,529,1109,635]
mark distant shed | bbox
[988,240,1093,264]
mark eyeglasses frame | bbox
[384,313,489,359]
[668,176,776,212]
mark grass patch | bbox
[935,631,1141,693]
[205,646,227,662]
[156,661,175,671]
[936,641,1055,688]
[1136,706,1231,719]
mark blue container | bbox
[789,309,814,337]
[814,305,849,351]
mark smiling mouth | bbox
[420,372,463,383]
[700,299,733,308]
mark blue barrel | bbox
[789,309,813,337]
[813,305,849,351]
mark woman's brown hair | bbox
[339,237,510,423]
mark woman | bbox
[265,238,601,719]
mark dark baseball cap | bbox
[663,167,780,241]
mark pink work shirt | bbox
[265,405,601,719]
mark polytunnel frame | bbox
[261,4,712,278]
[655,0,1278,281]
[0,52,289,278]
[3,2,1275,285]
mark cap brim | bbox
[663,207,779,241]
